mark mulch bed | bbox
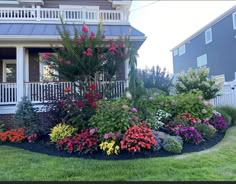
[0,132,225,160]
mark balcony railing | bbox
[0,81,126,105]
[0,7,129,24]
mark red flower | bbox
[48,65,53,69]
[82,24,89,33]
[64,87,71,93]
[66,60,71,65]
[86,48,93,56]
[77,101,83,108]
[90,84,96,91]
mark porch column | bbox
[16,47,25,102]
[124,55,129,89]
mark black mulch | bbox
[0,132,225,160]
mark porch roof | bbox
[0,23,146,48]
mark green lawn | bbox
[0,127,236,181]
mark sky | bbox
[129,0,236,74]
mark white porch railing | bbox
[0,83,17,104]
[0,81,126,105]
[0,7,129,23]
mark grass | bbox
[0,127,236,181]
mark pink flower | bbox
[133,116,139,121]
[83,51,87,55]
[104,133,109,139]
[58,58,63,63]
[66,60,71,65]
[89,32,95,40]
[80,35,85,41]
[90,128,96,135]
[101,54,106,59]
[86,48,93,56]
[82,24,89,33]
[42,53,51,60]
[76,40,81,45]
[119,42,124,48]
[131,108,137,113]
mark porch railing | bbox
[0,81,126,105]
[0,7,129,23]
[0,83,17,104]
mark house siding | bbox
[42,0,114,10]
[173,11,236,82]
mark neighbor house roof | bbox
[0,23,146,48]
[170,5,236,51]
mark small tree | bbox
[14,96,40,136]
[41,21,129,86]
[174,67,221,100]
[137,65,173,94]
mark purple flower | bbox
[131,108,137,113]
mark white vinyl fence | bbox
[210,83,236,107]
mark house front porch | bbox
[0,47,127,114]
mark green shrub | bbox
[0,122,5,132]
[175,92,213,119]
[174,67,220,100]
[14,96,40,136]
[162,135,183,154]
[49,123,77,143]
[89,98,134,138]
[215,106,236,126]
[194,123,216,140]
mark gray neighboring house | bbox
[171,5,236,82]
[0,0,146,120]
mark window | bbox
[205,28,212,44]
[2,60,16,82]
[197,54,207,67]
[173,49,178,56]
[233,12,236,29]
[39,53,58,82]
[178,44,185,56]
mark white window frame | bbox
[2,59,16,83]
[232,12,236,29]
[205,28,212,44]
[197,54,207,67]
[173,49,178,56]
[39,53,59,82]
[178,44,186,56]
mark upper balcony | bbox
[0,6,130,24]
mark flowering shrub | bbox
[175,112,201,126]
[0,128,26,143]
[49,123,77,143]
[156,109,172,123]
[89,98,134,138]
[41,21,129,84]
[45,84,102,129]
[99,140,120,155]
[208,113,228,132]
[120,123,157,153]
[27,133,38,143]
[56,128,99,154]
[175,126,203,144]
